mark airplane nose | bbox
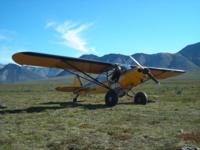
[142,68,149,74]
[138,68,160,84]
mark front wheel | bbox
[134,92,148,105]
[105,90,118,107]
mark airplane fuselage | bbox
[77,67,147,96]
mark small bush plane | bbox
[12,52,185,107]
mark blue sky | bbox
[0,0,199,63]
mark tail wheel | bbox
[134,92,148,105]
[105,90,118,107]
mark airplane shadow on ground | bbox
[0,105,7,109]
[0,99,157,115]
[0,101,135,115]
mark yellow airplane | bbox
[12,52,185,106]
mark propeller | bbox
[129,56,160,84]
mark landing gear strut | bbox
[73,94,79,104]
[73,98,77,103]
[105,90,118,107]
[134,92,148,105]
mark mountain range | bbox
[80,42,200,70]
[0,42,200,83]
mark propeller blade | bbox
[142,68,160,84]
[147,72,160,84]
[129,56,143,68]
[129,56,160,84]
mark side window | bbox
[96,73,107,81]
[107,69,115,80]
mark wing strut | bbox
[59,60,111,90]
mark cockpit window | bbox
[130,65,137,69]
[119,64,131,72]
[96,72,108,81]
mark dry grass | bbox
[0,74,200,149]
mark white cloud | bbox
[45,21,56,28]
[46,21,96,53]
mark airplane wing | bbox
[12,52,115,74]
[147,67,185,80]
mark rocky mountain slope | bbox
[0,64,43,83]
[0,64,62,83]
[178,42,200,67]
[80,42,200,71]
[0,64,4,69]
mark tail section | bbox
[55,75,84,92]
[55,86,83,92]
[72,75,82,87]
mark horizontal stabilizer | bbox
[55,86,88,92]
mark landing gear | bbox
[105,90,118,107]
[72,94,78,105]
[73,98,77,103]
[134,92,148,105]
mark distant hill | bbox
[22,66,62,77]
[0,42,200,83]
[81,53,129,64]
[81,46,200,70]
[132,53,199,70]
[0,64,4,69]
[56,71,71,77]
[0,64,43,83]
[80,54,99,61]
[0,64,62,83]
[178,42,200,67]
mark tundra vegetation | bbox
[0,72,199,150]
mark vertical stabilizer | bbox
[72,75,82,87]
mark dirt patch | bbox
[79,123,90,128]
[112,133,132,141]
[177,132,200,143]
